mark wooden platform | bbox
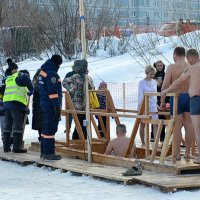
[29,142,200,175]
[1,149,200,192]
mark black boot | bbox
[13,132,27,153]
[42,154,62,161]
[3,132,11,152]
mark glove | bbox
[54,107,61,121]
[27,91,34,96]
[25,108,30,115]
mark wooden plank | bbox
[160,120,174,164]
[91,115,101,138]
[150,120,164,162]
[145,95,150,159]
[107,91,120,125]
[172,95,178,163]
[2,150,200,192]
[145,92,179,97]
[64,92,70,147]
[125,98,145,158]
[65,92,86,146]
[143,119,170,126]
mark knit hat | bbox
[74,59,88,74]
[51,54,63,66]
[7,58,18,71]
[98,81,107,89]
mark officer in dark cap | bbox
[38,54,63,160]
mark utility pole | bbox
[79,0,92,163]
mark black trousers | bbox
[97,116,107,137]
[151,114,166,141]
[4,109,24,133]
[72,114,87,139]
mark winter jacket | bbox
[38,59,62,111]
[3,72,33,111]
[62,73,94,111]
[153,63,169,105]
[32,79,44,131]
[97,94,106,110]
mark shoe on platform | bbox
[13,148,27,153]
[42,154,62,161]
[4,147,11,153]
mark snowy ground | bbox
[1,32,200,199]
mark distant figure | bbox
[176,18,184,36]
[152,60,169,142]
[32,69,44,142]
[62,64,75,132]
[161,46,194,160]
[96,81,107,138]
[184,19,192,33]
[161,49,200,164]
[62,59,94,139]
[104,124,136,157]
[137,65,158,147]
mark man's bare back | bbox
[105,136,135,157]
[187,62,200,97]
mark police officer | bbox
[3,59,33,153]
[39,54,62,160]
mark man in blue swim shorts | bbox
[161,47,194,161]
[162,48,200,164]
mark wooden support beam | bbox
[65,91,86,147]
[172,95,178,163]
[107,91,120,125]
[145,95,150,159]
[150,120,164,162]
[91,115,101,138]
[125,98,145,158]
[159,119,174,164]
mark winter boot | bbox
[3,132,11,152]
[42,154,62,161]
[12,132,27,153]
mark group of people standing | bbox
[137,60,168,147]
[0,55,107,161]
[1,46,200,164]
[138,46,200,164]
[0,55,64,160]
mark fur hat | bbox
[98,81,107,89]
[51,54,63,66]
[7,58,18,71]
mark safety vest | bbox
[3,72,28,106]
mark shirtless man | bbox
[161,46,194,160]
[104,124,136,157]
[162,48,200,164]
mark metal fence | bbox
[95,81,139,110]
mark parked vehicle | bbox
[158,20,200,37]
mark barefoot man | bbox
[104,124,136,158]
[160,47,194,160]
[162,48,200,164]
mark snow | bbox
[1,31,200,199]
